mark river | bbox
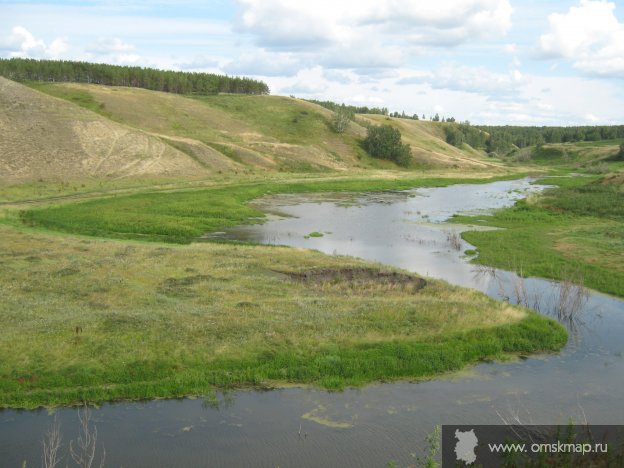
[2,178,623,467]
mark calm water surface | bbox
[2,178,623,467]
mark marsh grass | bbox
[20,175,524,244]
[445,230,462,250]
[0,225,565,408]
[473,265,588,331]
[456,175,624,297]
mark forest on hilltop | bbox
[0,58,269,95]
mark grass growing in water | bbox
[455,174,624,297]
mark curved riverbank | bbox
[0,222,564,408]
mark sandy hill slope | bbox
[358,114,503,169]
[0,77,213,184]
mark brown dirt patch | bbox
[282,267,427,292]
[601,173,624,186]
[158,274,213,297]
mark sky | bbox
[1,0,623,125]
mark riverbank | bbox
[455,174,624,297]
[0,175,566,408]
[18,174,529,243]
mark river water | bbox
[2,178,623,467]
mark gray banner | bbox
[442,424,624,467]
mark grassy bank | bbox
[20,175,525,243]
[0,224,565,408]
[455,175,624,297]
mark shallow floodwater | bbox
[2,179,623,467]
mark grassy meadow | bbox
[20,174,526,243]
[455,174,624,297]
[0,223,566,408]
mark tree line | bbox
[305,99,389,116]
[445,123,624,155]
[0,58,270,95]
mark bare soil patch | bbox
[282,267,427,292]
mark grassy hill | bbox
[358,114,504,170]
[24,81,370,174]
[0,78,510,189]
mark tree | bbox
[0,58,270,95]
[363,125,412,167]
[444,125,464,147]
[331,106,352,133]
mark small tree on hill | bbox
[444,125,464,147]
[363,125,412,167]
[331,106,352,133]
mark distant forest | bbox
[0,58,270,95]
[309,98,624,155]
[450,124,624,154]
[305,99,390,117]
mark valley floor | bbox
[0,172,565,408]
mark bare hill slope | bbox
[0,77,210,184]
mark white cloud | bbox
[176,55,220,70]
[223,50,301,76]
[46,37,69,58]
[279,80,328,95]
[397,63,526,95]
[349,94,384,105]
[235,0,513,60]
[503,43,517,54]
[0,26,68,58]
[322,69,354,84]
[538,0,624,77]
[321,43,404,69]
[86,37,135,55]
[114,54,141,65]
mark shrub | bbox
[444,125,464,147]
[363,124,412,167]
[331,107,353,133]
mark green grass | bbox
[21,175,525,244]
[455,175,624,297]
[567,138,624,147]
[26,81,114,120]
[0,224,565,408]
[194,95,332,145]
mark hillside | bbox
[358,114,503,169]
[29,82,369,173]
[0,77,210,184]
[1,78,508,186]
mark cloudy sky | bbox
[1,0,623,125]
